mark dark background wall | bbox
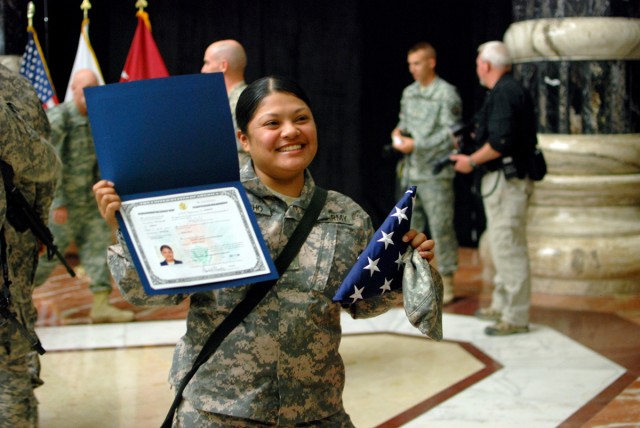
[4,0,515,245]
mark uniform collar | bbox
[240,161,316,210]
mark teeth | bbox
[278,145,302,152]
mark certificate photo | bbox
[119,186,273,292]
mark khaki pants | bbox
[481,171,533,326]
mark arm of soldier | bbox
[391,91,415,154]
[108,230,184,306]
[34,179,57,224]
[45,106,69,209]
[94,179,184,306]
[0,102,61,182]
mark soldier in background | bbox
[391,42,462,304]
[0,64,61,427]
[34,69,134,323]
[201,39,249,166]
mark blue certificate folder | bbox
[85,73,278,295]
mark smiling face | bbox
[161,247,175,263]
[239,91,317,196]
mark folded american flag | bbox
[333,186,416,304]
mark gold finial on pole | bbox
[80,0,92,20]
[27,1,35,27]
[135,0,148,12]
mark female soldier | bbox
[93,76,436,427]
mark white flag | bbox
[64,18,105,102]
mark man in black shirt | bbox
[451,41,536,336]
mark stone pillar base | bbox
[528,134,640,296]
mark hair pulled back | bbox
[235,76,312,134]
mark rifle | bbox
[0,161,75,277]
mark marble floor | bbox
[31,248,640,427]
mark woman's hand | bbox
[92,180,121,229]
[402,230,435,262]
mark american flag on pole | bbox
[19,26,59,109]
[333,186,417,305]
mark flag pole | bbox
[136,0,148,12]
[27,1,34,28]
[134,0,152,31]
[81,0,92,19]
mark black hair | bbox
[235,76,312,134]
[160,245,172,252]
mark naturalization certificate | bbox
[120,187,272,291]
[86,73,278,295]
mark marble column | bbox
[504,6,640,295]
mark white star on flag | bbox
[333,186,417,304]
[380,278,393,294]
[391,206,409,224]
[377,231,395,249]
[363,257,381,277]
[349,285,365,303]
[395,251,406,270]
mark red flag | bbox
[120,11,169,82]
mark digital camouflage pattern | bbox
[403,249,443,340]
[108,163,441,426]
[228,80,250,167]
[396,76,461,277]
[410,179,458,276]
[175,397,355,427]
[396,76,462,181]
[34,101,113,293]
[0,64,60,428]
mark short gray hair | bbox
[477,41,512,68]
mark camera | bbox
[501,156,518,179]
[432,122,476,174]
[382,130,413,160]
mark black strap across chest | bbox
[161,186,328,428]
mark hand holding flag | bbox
[333,186,417,305]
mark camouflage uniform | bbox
[396,76,461,277]
[108,164,411,427]
[34,101,113,294]
[228,81,250,168]
[0,64,61,428]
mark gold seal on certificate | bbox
[120,187,271,291]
